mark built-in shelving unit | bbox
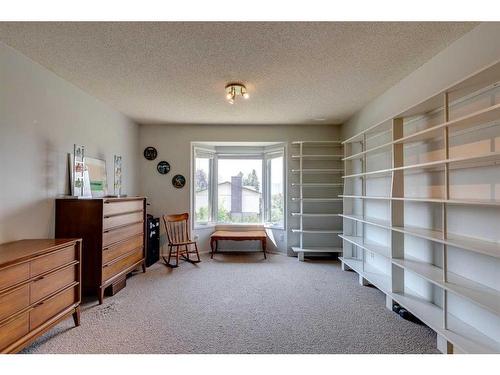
[340,60,500,354]
[289,141,344,261]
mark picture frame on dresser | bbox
[85,156,108,198]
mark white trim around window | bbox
[191,142,286,230]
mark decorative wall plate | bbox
[172,174,186,188]
[157,161,171,174]
[144,147,158,160]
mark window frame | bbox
[192,146,216,227]
[191,143,286,229]
[263,147,286,228]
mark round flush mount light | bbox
[225,83,249,104]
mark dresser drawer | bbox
[30,264,77,304]
[30,286,77,330]
[103,222,144,247]
[0,263,30,292]
[103,234,143,265]
[0,312,29,351]
[30,245,77,277]
[103,248,143,282]
[103,211,144,231]
[103,200,143,216]
[0,284,29,322]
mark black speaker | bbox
[146,215,160,267]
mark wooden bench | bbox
[210,230,267,259]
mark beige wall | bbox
[138,124,341,253]
[342,22,500,140]
[0,42,139,244]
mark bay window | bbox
[192,143,285,228]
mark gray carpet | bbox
[21,253,438,354]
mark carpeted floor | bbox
[21,253,438,354]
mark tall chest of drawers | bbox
[0,239,81,353]
[55,197,146,304]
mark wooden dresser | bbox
[0,239,81,353]
[55,197,146,304]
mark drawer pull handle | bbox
[103,247,109,251]
[103,264,109,268]
[34,275,45,281]
[35,301,45,307]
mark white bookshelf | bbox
[340,60,500,354]
[289,141,344,261]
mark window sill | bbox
[193,223,217,230]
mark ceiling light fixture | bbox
[225,83,249,104]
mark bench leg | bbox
[262,239,267,259]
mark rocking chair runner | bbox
[162,213,201,267]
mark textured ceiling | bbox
[0,22,477,125]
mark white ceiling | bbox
[0,22,477,125]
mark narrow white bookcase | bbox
[289,141,344,261]
[340,60,500,354]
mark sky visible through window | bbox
[217,159,263,185]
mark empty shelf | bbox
[291,183,343,187]
[291,198,343,202]
[340,213,500,259]
[339,257,500,353]
[339,234,391,258]
[395,103,500,145]
[291,213,340,217]
[291,168,344,174]
[343,143,392,161]
[292,154,344,159]
[292,246,342,253]
[392,258,500,316]
[344,104,500,160]
[343,151,500,179]
[340,213,390,228]
[340,195,500,206]
[291,229,343,234]
[292,141,342,145]
[340,257,391,292]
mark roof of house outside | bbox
[196,181,260,194]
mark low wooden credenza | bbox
[0,239,82,353]
[55,197,146,304]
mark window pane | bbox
[270,156,284,226]
[217,159,262,223]
[194,157,210,223]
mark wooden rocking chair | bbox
[162,213,201,267]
